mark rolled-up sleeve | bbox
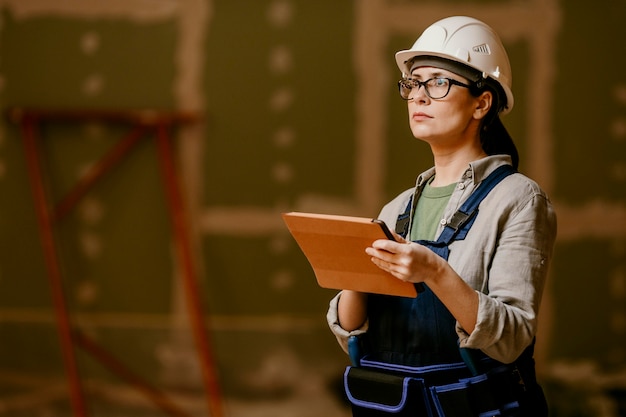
[456,191,557,363]
[326,291,369,354]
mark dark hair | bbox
[472,82,519,170]
[481,115,519,170]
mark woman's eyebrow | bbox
[410,70,447,79]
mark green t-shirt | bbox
[409,181,457,241]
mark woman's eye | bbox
[434,78,448,87]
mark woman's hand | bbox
[366,232,479,334]
[365,232,445,285]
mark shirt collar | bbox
[415,155,513,188]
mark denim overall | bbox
[344,165,548,416]
[365,164,516,367]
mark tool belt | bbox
[344,355,526,416]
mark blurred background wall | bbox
[0,0,624,416]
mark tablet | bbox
[282,212,418,297]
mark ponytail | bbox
[473,82,520,170]
[481,115,519,170]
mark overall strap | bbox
[395,197,413,238]
[431,164,516,247]
[395,164,516,242]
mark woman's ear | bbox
[473,90,493,120]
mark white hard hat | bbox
[395,16,514,114]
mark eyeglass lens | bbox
[398,78,452,100]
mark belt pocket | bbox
[430,373,523,417]
[430,380,474,417]
[344,366,428,416]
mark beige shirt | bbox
[327,155,557,364]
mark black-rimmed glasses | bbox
[398,77,472,100]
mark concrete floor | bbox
[0,370,352,417]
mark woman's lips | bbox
[412,112,432,121]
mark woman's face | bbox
[406,66,487,149]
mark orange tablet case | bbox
[282,212,417,297]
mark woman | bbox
[327,16,556,416]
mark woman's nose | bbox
[409,84,428,102]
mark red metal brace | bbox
[8,108,224,417]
